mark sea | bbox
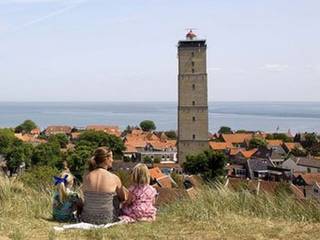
[1,102,320,134]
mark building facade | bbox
[177,30,209,164]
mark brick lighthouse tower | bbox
[177,30,209,164]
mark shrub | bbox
[184,150,227,182]
[154,157,161,164]
[19,166,59,191]
[143,156,153,164]
[248,137,267,149]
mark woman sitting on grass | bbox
[52,169,81,222]
[81,147,127,225]
[120,163,157,223]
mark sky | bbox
[0,0,319,102]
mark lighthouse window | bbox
[192,101,195,106]
[192,84,195,90]
[192,68,195,73]
[192,116,196,122]
[191,52,194,57]
[192,61,195,67]
[193,134,196,140]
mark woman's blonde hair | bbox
[56,170,74,203]
[131,163,150,185]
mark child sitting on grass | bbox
[52,169,81,222]
[120,163,157,223]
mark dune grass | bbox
[1,177,320,240]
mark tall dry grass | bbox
[163,184,320,223]
[0,176,53,239]
[1,176,320,239]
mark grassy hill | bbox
[1,177,320,240]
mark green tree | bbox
[6,142,33,174]
[78,130,125,158]
[165,131,177,140]
[218,126,233,134]
[139,120,156,132]
[49,133,69,148]
[66,144,94,180]
[31,142,62,168]
[183,150,227,182]
[248,137,267,149]
[0,128,16,155]
[291,146,307,157]
[266,133,292,142]
[15,120,37,134]
[303,133,318,149]
[236,129,249,133]
[122,125,135,136]
[309,143,320,157]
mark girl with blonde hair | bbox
[120,163,157,222]
[52,168,81,222]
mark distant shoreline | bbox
[1,102,320,133]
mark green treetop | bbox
[140,120,156,132]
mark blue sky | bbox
[0,0,319,101]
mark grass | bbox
[1,177,320,240]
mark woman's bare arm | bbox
[115,176,128,202]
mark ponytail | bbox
[88,157,97,172]
[57,182,67,203]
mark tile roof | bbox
[184,175,203,189]
[124,131,176,151]
[247,157,275,177]
[221,133,253,144]
[124,144,138,153]
[294,156,320,168]
[229,148,257,159]
[45,126,72,135]
[30,128,41,135]
[227,178,277,194]
[149,167,166,179]
[267,140,283,146]
[283,142,303,152]
[153,163,182,170]
[14,133,47,144]
[86,125,121,137]
[241,149,258,159]
[156,176,173,188]
[209,141,233,150]
[295,173,320,185]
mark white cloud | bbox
[1,0,86,33]
[261,64,289,72]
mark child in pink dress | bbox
[120,163,157,223]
